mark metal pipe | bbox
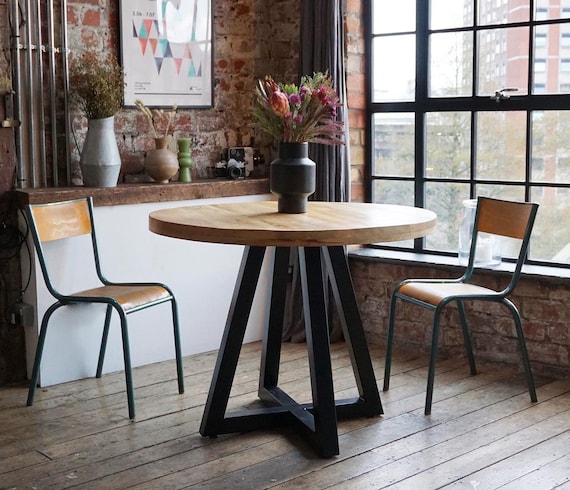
[9,0,24,188]
[61,0,71,185]
[34,0,47,187]
[46,0,58,186]
[24,0,36,187]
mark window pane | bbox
[372,0,415,34]
[372,113,415,177]
[532,24,570,94]
[535,0,570,20]
[372,179,414,205]
[429,32,473,97]
[531,111,570,183]
[478,0,530,25]
[372,35,416,102]
[476,112,527,181]
[425,182,470,252]
[477,27,529,97]
[531,187,570,263]
[430,0,473,29]
[475,184,525,201]
[426,112,471,178]
[372,180,415,248]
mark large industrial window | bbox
[366,0,570,267]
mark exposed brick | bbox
[83,8,101,27]
[350,256,570,378]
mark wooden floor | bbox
[1,341,570,489]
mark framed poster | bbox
[119,0,213,108]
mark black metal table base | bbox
[199,245,383,458]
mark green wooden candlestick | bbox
[177,137,192,182]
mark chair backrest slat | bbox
[477,197,535,240]
[30,199,92,242]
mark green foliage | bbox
[69,53,124,119]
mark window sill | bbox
[13,178,270,207]
[349,247,570,280]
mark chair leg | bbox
[383,293,399,391]
[96,305,113,378]
[117,309,136,419]
[504,298,537,403]
[171,298,185,394]
[425,308,443,415]
[27,302,63,406]
[457,300,477,375]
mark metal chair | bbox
[382,196,539,415]
[25,197,184,419]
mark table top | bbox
[149,201,437,247]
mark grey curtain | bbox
[281,0,350,343]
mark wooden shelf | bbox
[14,178,270,207]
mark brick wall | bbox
[66,0,300,183]
[350,257,570,379]
[345,0,366,202]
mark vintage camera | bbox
[214,158,246,179]
[214,147,254,179]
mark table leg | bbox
[323,246,383,417]
[259,247,290,393]
[298,246,339,456]
[199,245,266,436]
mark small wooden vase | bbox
[145,136,179,183]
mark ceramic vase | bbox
[177,137,192,183]
[144,136,179,183]
[80,116,121,187]
[270,142,316,213]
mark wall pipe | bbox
[34,0,47,187]
[9,0,24,188]
[46,0,58,186]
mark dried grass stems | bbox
[69,53,124,120]
[135,99,178,139]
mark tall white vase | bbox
[80,116,121,187]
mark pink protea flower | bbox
[252,72,345,145]
[270,91,290,117]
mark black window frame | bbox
[364,0,570,269]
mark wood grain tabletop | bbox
[149,200,437,247]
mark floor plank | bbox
[0,341,568,490]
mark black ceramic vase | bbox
[270,142,316,213]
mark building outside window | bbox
[366,0,570,266]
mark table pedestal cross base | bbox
[199,245,383,458]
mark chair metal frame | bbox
[383,196,539,415]
[25,197,184,419]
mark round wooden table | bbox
[150,200,437,457]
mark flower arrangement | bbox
[252,72,345,145]
[135,99,178,139]
[69,53,124,119]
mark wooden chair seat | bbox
[74,284,172,310]
[398,281,499,307]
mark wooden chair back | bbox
[476,197,536,240]
[28,199,92,243]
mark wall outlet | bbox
[10,302,34,327]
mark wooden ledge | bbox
[14,178,270,207]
